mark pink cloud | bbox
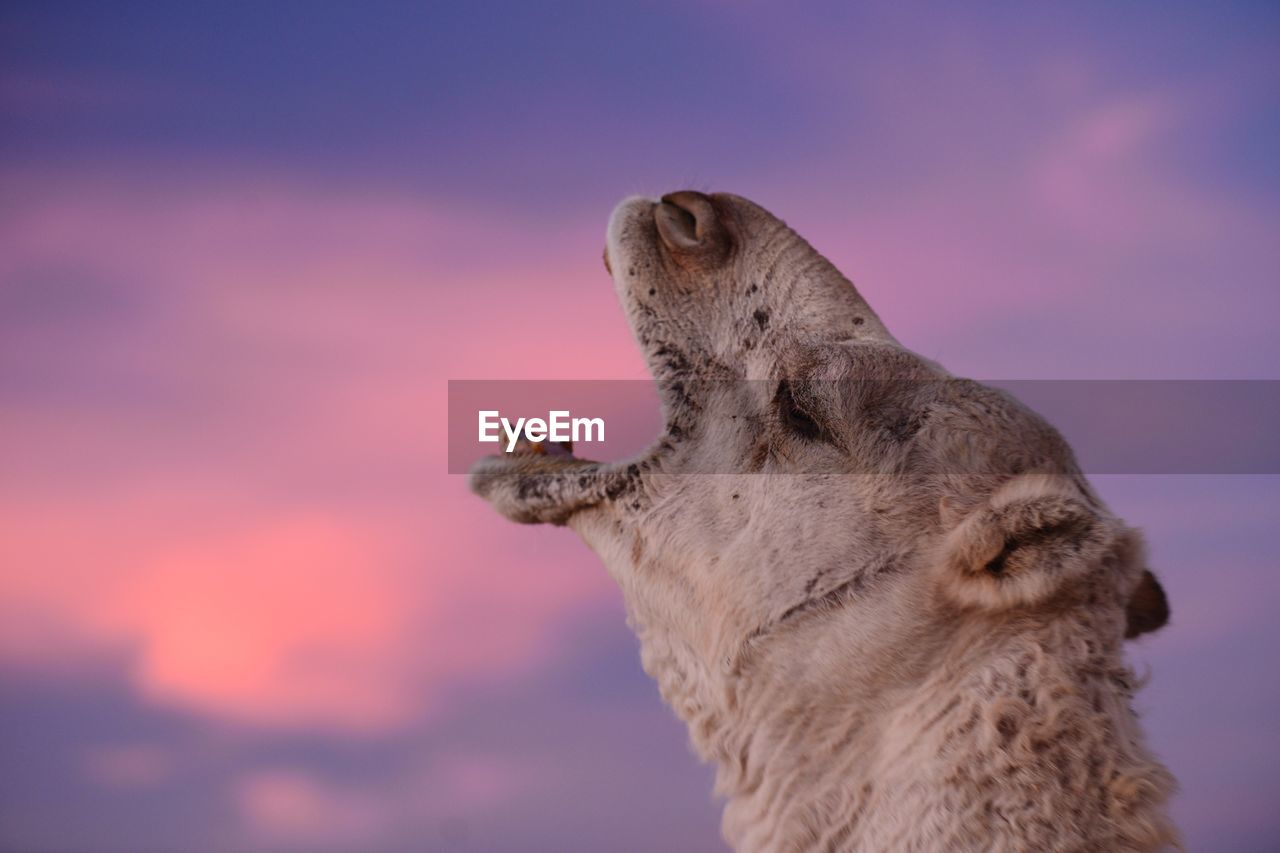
[1026,95,1234,245]
[0,169,630,733]
[234,752,536,848]
[82,743,174,789]
[102,516,415,730]
[236,769,391,848]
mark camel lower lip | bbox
[508,438,574,457]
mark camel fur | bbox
[470,191,1178,851]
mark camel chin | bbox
[470,191,1179,852]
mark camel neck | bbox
[713,620,1178,851]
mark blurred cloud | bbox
[235,751,536,849]
[107,517,411,730]
[82,743,174,789]
[236,769,390,848]
[0,168,630,738]
[1031,94,1218,244]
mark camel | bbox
[470,191,1179,851]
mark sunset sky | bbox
[2,2,1278,850]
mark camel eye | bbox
[774,380,825,441]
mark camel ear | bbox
[1125,569,1170,639]
[939,476,1115,611]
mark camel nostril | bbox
[660,190,712,208]
[658,201,696,239]
[655,190,719,252]
[603,246,612,275]
[660,191,713,225]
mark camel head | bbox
[470,190,1169,730]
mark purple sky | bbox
[2,2,1278,850]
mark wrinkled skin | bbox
[470,193,1178,851]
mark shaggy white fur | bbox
[471,192,1178,851]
